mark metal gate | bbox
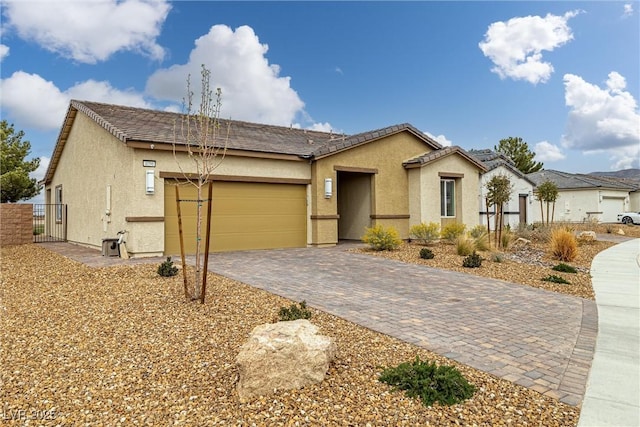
[33,204,67,243]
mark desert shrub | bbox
[552,263,578,274]
[362,224,402,251]
[542,275,570,285]
[462,252,482,268]
[379,356,475,407]
[491,253,504,263]
[441,222,466,243]
[410,222,440,245]
[550,229,578,262]
[157,257,178,277]
[472,232,490,252]
[278,300,312,321]
[33,224,44,235]
[500,230,514,249]
[456,237,475,256]
[605,225,613,234]
[468,225,486,239]
[419,248,435,259]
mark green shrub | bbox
[491,253,504,263]
[278,300,312,321]
[33,224,44,235]
[468,225,486,239]
[462,252,482,268]
[410,222,440,245]
[552,263,578,274]
[542,275,570,285]
[550,229,578,262]
[379,356,475,407]
[157,257,178,277]
[441,222,466,243]
[456,237,475,256]
[419,247,435,259]
[362,224,402,251]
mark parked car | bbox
[617,212,640,225]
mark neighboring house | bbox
[43,100,486,257]
[527,170,637,223]
[468,149,535,230]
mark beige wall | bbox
[45,113,136,252]
[46,111,312,257]
[413,155,482,229]
[529,188,630,223]
[311,133,433,244]
[629,191,640,211]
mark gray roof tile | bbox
[527,170,637,190]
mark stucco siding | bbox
[311,133,433,244]
[45,113,136,251]
[530,188,630,223]
[479,166,534,229]
[417,155,482,228]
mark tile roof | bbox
[73,100,336,157]
[527,170,637,191]
[403,146,487,171]
[311,123,442,158]
[468,149,535,185]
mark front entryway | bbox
[336,171,372,240]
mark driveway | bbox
[207,245,596,406]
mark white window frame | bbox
[440,179,455,217]
[55,185,63,222]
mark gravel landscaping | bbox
[1,244,582,426]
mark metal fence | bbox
[33,204,67,243]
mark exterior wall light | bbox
[146,170,155,194]
[324,178,333,198]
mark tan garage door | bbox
[164,181,307,254]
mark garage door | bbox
[601,197,625,223]
[164,181,307,254]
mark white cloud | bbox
[425,132,452,147]
[3,0,170,64]
[562,72,640,169]
[534,141,565,162]
[0,44,9,61]
[623,3,634,18]
[308,122,333,132]
[146,25,307,127]
[479,11,580,84]
[0,71,151,131]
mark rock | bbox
[514,237,531,246]
[577,231,597,242]
[617,229,626,236]
[236,319,336,401]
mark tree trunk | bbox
[551,201,556,224]
[485,198,491,247]
[194,181,203,300]
[546,201,550,226]
[493,203,499,247]
[540,199,544,225]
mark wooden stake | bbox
[175,185,189,299]
[201,181,213,305]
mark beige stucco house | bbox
[43,100,486,257]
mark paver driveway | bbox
[207,245,597,406]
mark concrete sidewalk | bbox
[578,238,640,427]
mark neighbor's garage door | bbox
[164,181,307,254]
[601,197,625,223]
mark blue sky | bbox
[1,1,639,204]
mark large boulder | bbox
[236,319,336,401]
[577,230,597,242]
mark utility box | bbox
[102,238,120,257]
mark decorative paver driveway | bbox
[208,245,597,406]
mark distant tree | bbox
[536,180,559,225]
[495,137,543,174]
[1,121,41,203]
[485,174,513,248]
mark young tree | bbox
[1,120,41,203]
[536,180,559,225]
[495,137,543,174]
[485,174,513,248]
[173,65,229,302]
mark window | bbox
[55,185,63,222]
[440,179,455,217]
